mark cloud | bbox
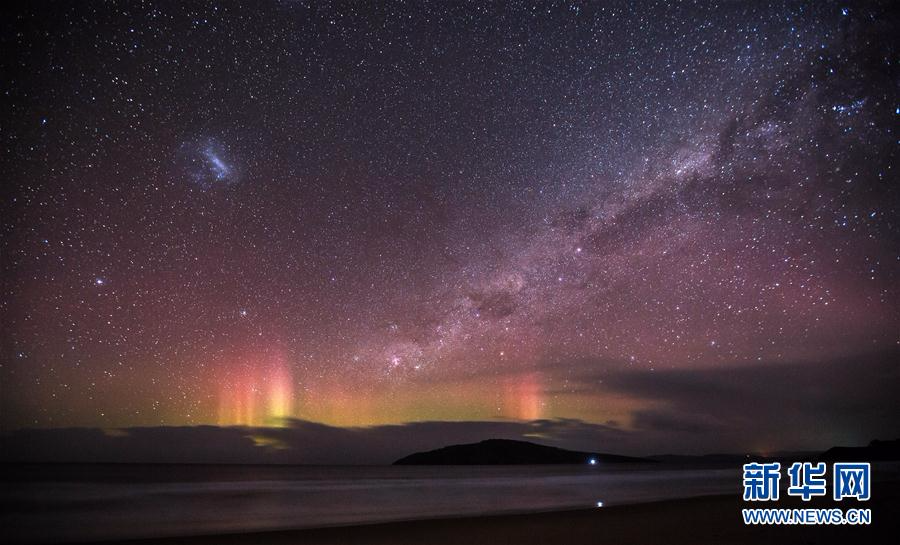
[0,418,631,465]
[4,349,897,463]
[594,348,900,453]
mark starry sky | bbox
[2,1,898,455]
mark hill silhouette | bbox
[392,439,652,465]
[820,439,900,462]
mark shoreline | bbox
[78,486,899,545]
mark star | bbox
[2,1,896,453]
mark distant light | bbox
[94,278,105,286]
[596,501,604,508]
[589,458,597,465]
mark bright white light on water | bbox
[589,458,597,465]
[596,501,604,508]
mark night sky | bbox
[2,2,898,456]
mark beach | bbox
[1,463,738,543]
[93,484,899,545]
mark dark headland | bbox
[392,438,652,465]
[394,437,900,466]
[820,438,900,462]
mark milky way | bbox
[2,2,898,451]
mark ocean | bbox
[2,463,737,543]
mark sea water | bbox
[2,463,737,543]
